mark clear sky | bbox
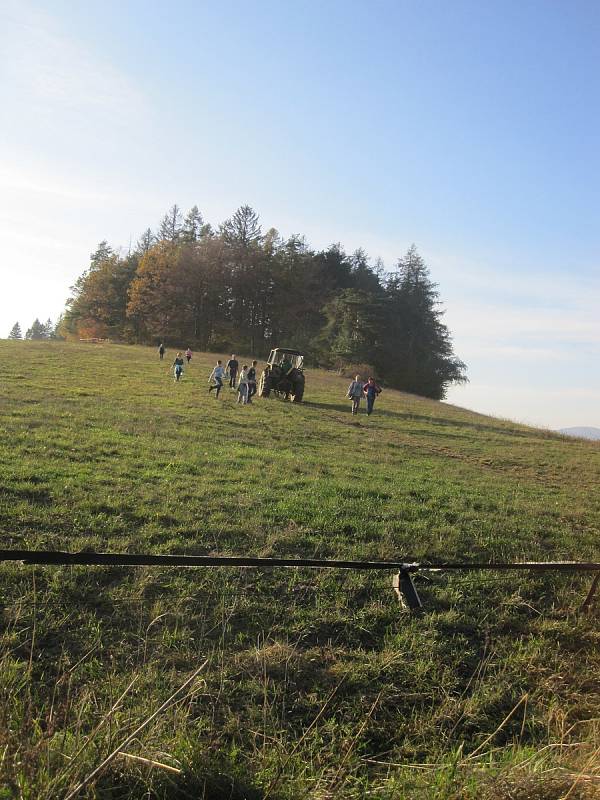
[1,0,599,429]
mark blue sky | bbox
[1,0,599,428]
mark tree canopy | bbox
[61,205,467,398]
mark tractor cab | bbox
[267,349,304,371]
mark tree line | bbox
[52,204,465,399]
[8,319,61,341]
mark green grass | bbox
[0,340,599,799]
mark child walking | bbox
[185,347,192,364]
[208,360,226,398]
[346,374,364,415]
[172,352,184,382]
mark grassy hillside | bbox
[0,340,599,799]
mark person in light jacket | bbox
[237,365,249,405]
[208,360,226,398]
[346,375,364,415]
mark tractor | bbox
[258,348,305,403]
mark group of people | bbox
[159,344,383,416]
[208,356,258,404]
[162,345,258,406]
[346,375,382,415]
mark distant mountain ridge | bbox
[559,427,600,440]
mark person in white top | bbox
[237,365,249,405]
[208,360,226,398]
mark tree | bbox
[158,205,183,243]
[90,241,114,268]
[181,206,203,242]
[136,228,154,255]
[316,289,384,367]
[381,245,467,399]
[25,318,48,340]
[222,205,262,246]
[62,250,138,340]
[8,322,22,339]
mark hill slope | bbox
[1,341,599,799]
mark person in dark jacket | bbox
[247,360,258,403]
[158,343,165,360]
[172,352,184,382]
[362,377,381,415]
[226,355,239,388]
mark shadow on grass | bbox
[94,758,271,800]
[303,400,550,439]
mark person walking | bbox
[246,360,258,403]
[346,374,364,415]
[172,352,184,382]
[158,342,165,360]
[237,364,249,405]
[208,360,226,398]
[185,347,192,364]
[363,377,382,416]
[226,354,238,388]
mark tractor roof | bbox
[272,348,304,356]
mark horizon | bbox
[1,0,598,430]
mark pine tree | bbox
[158,205,183,242]
[25,318,48,340]
[8,322,22,339]
[136,228,154,255]
[381,245,467,399]
[222,205,262,246]
[181,206,203,242]
[90,241,114,269]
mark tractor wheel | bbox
[291,379,304,403]
[259,371,271,397]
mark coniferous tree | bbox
[182,206,203,242]
[381,245,467,398]
[8,322,22,339]
[25,318,48,340]
[158,205,183,243]
[317,289,383,367]
[136,228,154,255]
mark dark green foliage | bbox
[25,317,50,340]
[62,208,467,398]
[7,322,21,339]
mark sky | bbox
[0,0,598,430]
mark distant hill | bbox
[559,426,600,440]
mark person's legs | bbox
[215,378,223,398]
[248,382,256,402]
[352,397,360,414]
[367,395,374,415]
[230,370,237,388]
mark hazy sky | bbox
[1,0,599,429]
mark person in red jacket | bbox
[362,377,382,415]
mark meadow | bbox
[0,340,599,799]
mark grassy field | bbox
[0,340,599,799]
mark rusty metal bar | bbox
[0,550,599,572]
[580,573,600,613]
